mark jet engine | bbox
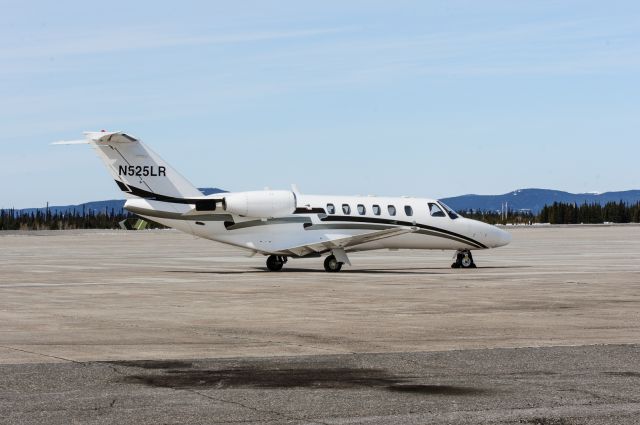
[223,190,296,218]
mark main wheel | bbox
[266,255,284,272]
[323,255,343,273]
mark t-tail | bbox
[55,131,204,202]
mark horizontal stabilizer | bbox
[85,131,138,144]
[52,140,89,145]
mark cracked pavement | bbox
[1,227,639,424]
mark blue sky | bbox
[1,1,639,208]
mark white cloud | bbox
[0,26,355,60]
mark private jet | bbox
[55,131,511,272]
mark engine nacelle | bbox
[223,190,296,218]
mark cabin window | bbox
[404,206,413,216]
[342,204,351,215]
[388,205,397,216]
[327,203,336,214]
[429,202,446,217]
[372,205,381,215]
[357,204,366,215]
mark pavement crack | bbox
[183,387,330,425]
[191,328,346,355]
[560,387,630,404]
[0,345,84,365]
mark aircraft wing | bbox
[277,226,417,257]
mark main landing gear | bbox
[451,250,476,269]
[266,255,287,272]
[323,255,343,273]
[265,253,347,272]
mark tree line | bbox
[460,209,533,225]
[463,201,640,225]
[0,208,133,231]
[2,200,640,230]
[538,201,640,224]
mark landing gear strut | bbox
[324,255,343,273]
[451,250,476,269]
[266,255,287,272]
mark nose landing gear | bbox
[266,255,287,271]
[452,250,476,269]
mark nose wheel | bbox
[266,255,287,271]
[451,250,476,269]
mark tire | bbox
[460,254,474,269]
[324,255,343,272]
[266,255,284,272]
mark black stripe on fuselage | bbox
[307,222,480,249]
[113,180,223,207]
[304,223,396,232]
[318,215,487,249]
[294,207,326,214]
[125,205,233,222]
[115,180,130,192]
[224,217,312,231]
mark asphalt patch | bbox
[603,371,640,378]
[387,384,485,395]
[110,360,194,369]
[117,363,487,395]
[522,418,580,425]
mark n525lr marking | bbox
[118,165,166,177]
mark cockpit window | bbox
[428,202,446,217]
[439,202,459,219]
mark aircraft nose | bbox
[492,227,512,247]
[466,220,511,248]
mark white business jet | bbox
[55,131,511,272]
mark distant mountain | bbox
[199,188,227,196]
[17,188,227,215]
[441,189,640,214]
[12,188,640,216]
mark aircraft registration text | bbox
[118,165,166,177]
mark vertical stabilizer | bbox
[84,131,202,200]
